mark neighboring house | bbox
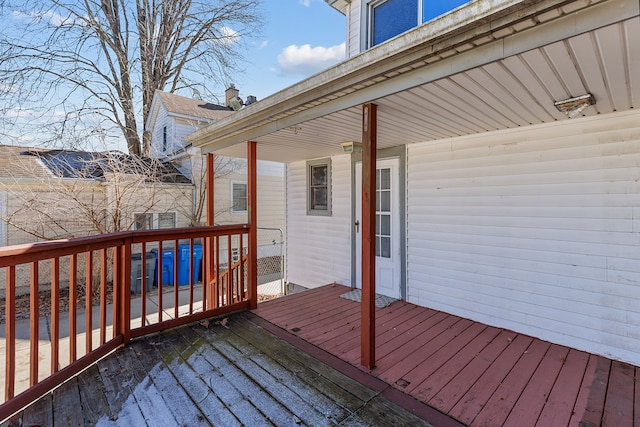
[187,0,640,367]
[145,88,285,233]
[0,145,193,295]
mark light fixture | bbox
[554,94,595,118]
[340,141,362,153]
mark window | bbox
[307,158,331,215]
[232,182,248,213]
[370,0,417,47]
[376,168,392,258]
[158,212,176,229]
[162,126,168,152]
[369,0,470,47]
[134,213,153,230]
[133,212,176,230]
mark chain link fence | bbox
[257,227,284,299]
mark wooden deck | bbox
[2,310,434,426]
[253,284,640,427]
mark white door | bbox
[355,158,401,298]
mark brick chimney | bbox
[225,84,239,108]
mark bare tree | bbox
[0,0,262,155]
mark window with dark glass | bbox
[307,159,331,215]
[134,213,153,230]
[158,212,176,229]
[371,0,417,47]
[369,0,471,48]
[232,182,248,212]
[162,126,167,152]
[422,0,469,22]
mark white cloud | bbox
[12,10,75,27]
[299,0,312,6]
[219,26,240,45]
[277,42,345,78]
[260,40,269,49]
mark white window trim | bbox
[231,181,248,213]
[306,158,332,216]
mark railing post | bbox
[248,141,258,310]
[118,242,132,345]
[361,103,377,370]
[206,153,215,310]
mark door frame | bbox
[350,146,407,300]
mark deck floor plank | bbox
[20,392,53,427]
[409,325,502,401]
[568,354,611,427]
[535,348,591,427]
[51,377,83,427]
[431,329,518,412]
[76,364,113,425]
[378,318,474,385]
[503,344,570,427]
[602,360,635,427]
[461,336,550,426]
[448,333,533,423]
[95,347,147,425]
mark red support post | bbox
[361,103,377,369]
[247,141,258,310]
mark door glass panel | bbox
[375,166,393,259]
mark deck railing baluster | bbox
[51,257,60,374]
[69,254,77,362]
[5,266,16,401]
[100,249,107,345]
[29,262,38,387]
[85,251,93,355]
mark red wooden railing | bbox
[0,225,252,420]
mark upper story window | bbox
[369,0,470,47]
[134,212,176,230]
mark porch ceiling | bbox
[189,0,639,163]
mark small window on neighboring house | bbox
[134,213,153,230]
[232,182,248,213]
[158,212,176,229]
[162,126,168,152]
[307,158,331,216]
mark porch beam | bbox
[206,153,215,310]
[361,103,377,369]
[247,141,258,310]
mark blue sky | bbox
[233,0,346,102]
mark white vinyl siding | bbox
[286,155,352,288]
[406,111,640,365]
[347,0,361,57]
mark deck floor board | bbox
[253,284,639,427]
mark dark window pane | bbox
[380,214,391,236]
[232,183,247,211]
[422,0,468,22]
[380,168,391,190]
[312,187,327,210]
[380,191,391,212]
[134,213,153,230]
[372,0,417,46]
[380,236,391,258]
[311,165,327,186]
[158,213,175,229]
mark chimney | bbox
[225,84,239,108]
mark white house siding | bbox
[286,155,352,288]
[346,1,361,58]
[406,110,640,365]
